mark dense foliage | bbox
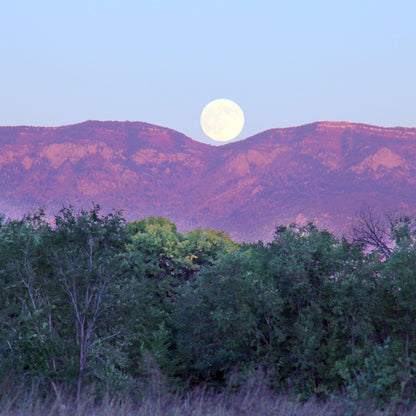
[1,206,416,412]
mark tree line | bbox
[1,205,416,410]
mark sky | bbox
[1,0,416,144]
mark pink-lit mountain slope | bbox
[1,120,416,241]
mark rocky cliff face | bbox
[1,120,416,241]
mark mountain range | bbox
[1,120,416,241]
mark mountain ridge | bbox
[1,120,415,241]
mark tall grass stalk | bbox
[1,373,415,416]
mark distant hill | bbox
[1,120,416,241]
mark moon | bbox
[200,99,245,142]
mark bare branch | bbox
[352,207,393,258]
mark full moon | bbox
[200,99,245,142]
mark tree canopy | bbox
[1,207,416,411]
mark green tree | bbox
[0,211,62,386]
[379,217,416,404]
[124,218,239,376]
[49,205,128,402]
[172,247,268,383]
[258,223,377,396]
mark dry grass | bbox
[1,368,415,416]
[0,388,334,416]
[2,386,415,416]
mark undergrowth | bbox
[1,368,413,416]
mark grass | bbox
[1,383,414,416]
[0,388,336,416]
[1,368,414,416]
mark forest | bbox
[1,205,416,415]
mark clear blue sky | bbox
[1,0,415,144]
